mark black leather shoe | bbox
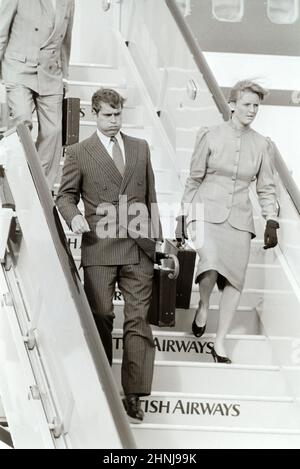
[211,347,231,364]
[122,395,144,424]
[192,318,206,338]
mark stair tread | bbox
[113,358,280,371]
[132,422,300,435]
[144,391,295,402]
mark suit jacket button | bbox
[35,27,39,31]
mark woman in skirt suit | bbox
[176,80,279,363]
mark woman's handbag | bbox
[148,254,179,327]
[164,239,196,309]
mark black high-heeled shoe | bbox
[211,347,232,364]
[192,319,206,338]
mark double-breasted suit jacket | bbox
[181,121,278,237]
[57,131,162,396]
[0,0,75,95]
[56,131,163,266]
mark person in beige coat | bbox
[176,80,279,363]
[0,0,75,189]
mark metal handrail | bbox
[165,0,300,216]
[165,0,231,121]
[16,124,136,449]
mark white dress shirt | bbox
[97,129,126,165]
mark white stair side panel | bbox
[0,398,6,424]
[112,361,289,398]
[166,86,223,111]
[161,67,208,89]
[0,270,55,449]
[133,425,300,449]
[173,106,225,128]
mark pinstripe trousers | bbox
[83,250,155,396]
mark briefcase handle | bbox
[164,254,180,280]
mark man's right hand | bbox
[71,215,90,234]
[175,215,188,244]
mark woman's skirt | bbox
[188,220,252,292]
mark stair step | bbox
[68,81,137,104]
[69,63,123,83]
[112,331,276,366]
[113,330,300,368]
[79,101,143,125]
[112,360,289,397]
[136,392,300,430]
[132,424,300,449]
[113,303,260,335]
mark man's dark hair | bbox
[92,88,126,115]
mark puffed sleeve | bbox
[179,127,210,216]
[256,137,278,221]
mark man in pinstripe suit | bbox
[56,88,163,423]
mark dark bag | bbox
[148,254,179,327]
[62,97,80,146]
[164,239,196,309]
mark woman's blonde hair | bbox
[229,80,269,103]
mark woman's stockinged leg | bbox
[215,282,241,357]
[195,270,218,327]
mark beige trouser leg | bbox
[6,83,63,190]
[6,83,33,130]
[35,93,63,190]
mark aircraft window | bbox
[267,0,299,24]
[212,0,244,22]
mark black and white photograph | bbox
[0,0,300,450]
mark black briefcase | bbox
[148,254,179,327]
[164,239,196,309]
[62,97,80,146]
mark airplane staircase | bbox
[0,0,300,449]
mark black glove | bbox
[175,215,188,244]
[154,252,168,265]
[264,220,279,250]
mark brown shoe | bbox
[122,395,144,424]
